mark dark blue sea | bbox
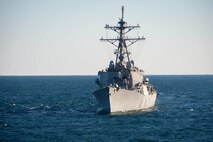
[0,75,212,142]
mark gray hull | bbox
[93,86,157,113]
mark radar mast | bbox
[100,6,145,66]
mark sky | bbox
[0,0,213,75]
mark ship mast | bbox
[100,6,145,66]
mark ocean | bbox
[0,75,212,142]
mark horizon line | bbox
[0,73,213,76]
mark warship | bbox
[93,6,157,114]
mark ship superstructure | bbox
[94,6,157,114]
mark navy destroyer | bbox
[94,6,157,114]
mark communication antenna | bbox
[122,6,124,19]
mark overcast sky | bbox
[0,0,213,75]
